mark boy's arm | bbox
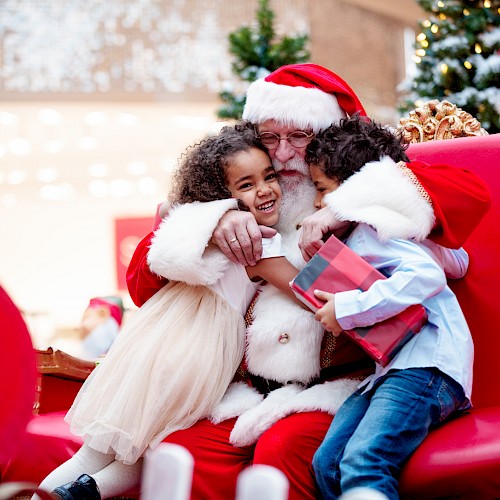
[318,227,447,332]
[337,249,445,331]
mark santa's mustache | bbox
[272,156,310,177]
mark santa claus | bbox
[127,64,490,500]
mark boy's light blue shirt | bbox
[334,223,473,404]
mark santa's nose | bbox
[273,140,296,163]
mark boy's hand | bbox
[314,289,344,336]
[212,210,276,266]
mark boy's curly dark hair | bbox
[169,121,267,204]
[305,113,409,183]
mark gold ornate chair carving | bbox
[397,99,488,143]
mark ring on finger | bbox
[228,237,238,244]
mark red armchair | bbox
[2,134,500,499]
[398,133,500,499]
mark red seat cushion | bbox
[399,406,500,498]
[1,412,82,484]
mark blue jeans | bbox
[312,368,468,500]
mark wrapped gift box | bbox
[290,235,428,367]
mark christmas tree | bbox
[217,0,310,120]
[400,0,500,134]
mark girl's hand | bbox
[314,289,344,336]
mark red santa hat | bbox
[88,296,124,326]
[242,63,367,133]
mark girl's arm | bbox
[246,257,304,305]
[420,240,469,279]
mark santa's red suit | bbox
[126,64,491,499]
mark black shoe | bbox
[52,474,101,500]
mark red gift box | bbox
[290,235,428,366]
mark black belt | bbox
[249,358,373,396]
[248,374,299,395]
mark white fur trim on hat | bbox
[243,78,346,133]
[147,199,237,285]
[324,157,435,241]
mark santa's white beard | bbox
[273,157,316,236]
[273,155,310,177]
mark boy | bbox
[306,115,472,500]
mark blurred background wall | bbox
[0,0,424,351]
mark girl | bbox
[37,122,301,500]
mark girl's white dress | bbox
[65,199,282,465]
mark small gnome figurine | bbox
[80,296,124,360]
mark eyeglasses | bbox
[257,130,315,149]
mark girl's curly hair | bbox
[169,121,267,204]
[305,113,409,183]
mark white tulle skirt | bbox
[66,282,245,464]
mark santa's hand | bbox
[314,290,343,336]
[212,210,276,266]
[299,208,342,261]
[209,382,264,424]
[288,379,360,415]
[229,384,303,447]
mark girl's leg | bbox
[33,444,114,499]
[313,391,371,500]
[93,459,143,499]
[254,411,334,500]
[339,369,465,500]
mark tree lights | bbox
[399,0,500,133]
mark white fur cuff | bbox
[325,157,435,242]
[147,199,238,285]
[209,382,264,424]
